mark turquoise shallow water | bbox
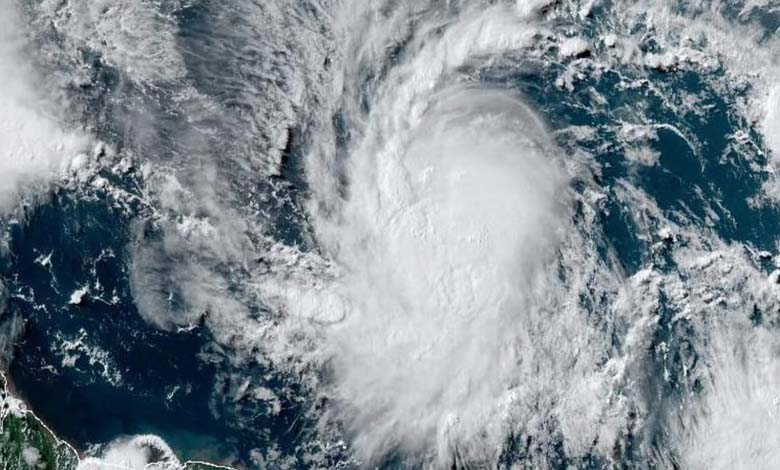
[3,1,780,469]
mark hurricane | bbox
[2,1,780,469]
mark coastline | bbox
[0,367,237,470]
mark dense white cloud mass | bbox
[78,435,180,470]
[0,0,89,214]
[271,5,633,465]
[266,1,780,466]
[201,1,780,466]
[9,0,780,468]
[318,86,570,462]
[671,329,780,470]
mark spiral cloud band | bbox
[5,0,780,469]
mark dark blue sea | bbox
[3,1,780,469]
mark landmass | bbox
[0,369,234,470]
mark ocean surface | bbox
[3,1,780,468]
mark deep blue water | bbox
[3,2,780,469]
[1,191,319,466]
[2,193,232,461]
